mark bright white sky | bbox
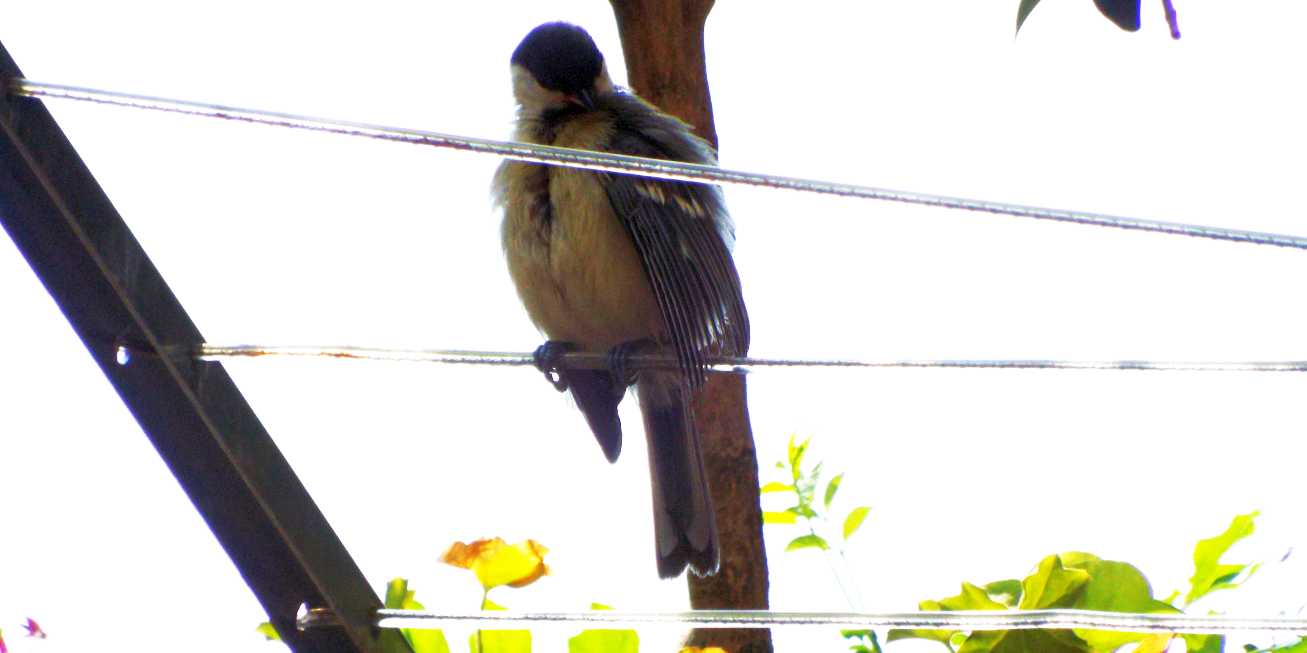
[3,2,1306,652]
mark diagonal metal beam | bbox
[0,41,406,653]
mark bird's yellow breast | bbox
[497,113,662,351]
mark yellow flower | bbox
[441,537,549,590]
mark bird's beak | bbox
[568,88,597,110]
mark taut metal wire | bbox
[295,607,1307,634]
[11,78,1307,251]
[187,344,1307,374]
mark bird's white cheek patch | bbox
[510,65,568,112]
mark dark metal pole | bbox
[0,41,406,653]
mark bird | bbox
[493,21,749,578]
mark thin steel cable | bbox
[184,343,1307,374]
[302,607,1307,634]
[11,78,1307,251]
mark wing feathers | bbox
[597,92,750,385]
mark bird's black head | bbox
[511,22,605,97]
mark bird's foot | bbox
[533,340,576,392]
[606,338,658,387]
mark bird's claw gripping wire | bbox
[533,340,575,392]
[607,338,657,387]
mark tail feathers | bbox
[566,369,625,463]
[638,373,718,578]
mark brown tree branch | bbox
[610,0,718,148]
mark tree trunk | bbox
[608,2,772,652]
[684,373,771,653]
[609,0,718,148]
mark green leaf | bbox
[824,473,843,509]
[939,583,1008,611]
[403,601,450,652]
[1016,0,1042,33]
[1268,637,1307,653]
[886,601,954,645]
[569,605,638,653]
[473,629,531,653]
[1186,511,1260,604]
[256,622,281,641]
[568,629,637,653]
[787,435,811,481]
[1183,633,1225,653]
[760,481,793,494]
[763,510,798,525]
[957,629,1089,653]
[841,629,883,653]
[786,534,830,551]
[1058,553,1173,651]
[888,583,1007,645]
[1062,553,1168,612]
[1019,555,1089,609]
[474,599,530,653]
[1132,634,1178,653]
[385,578,409,609]
[383,578,450,653]
[843,506,871,540]
[983,579,1023,607]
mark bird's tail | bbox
[638,371,719,578]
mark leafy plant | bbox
[384,578,452,653]
[888,512,1292,653]
[763,435,878,651]
[842,629,884,653]
[1182,511,1261,606]
[762,435,872,609]
[568,605,638,653]
[252,534,647,653]
[357,538,639,653]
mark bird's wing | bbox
[600,94,750,387]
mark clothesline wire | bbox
[294,607,1307,634]
[11,78,1307,252]
[180,344,1307,374]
